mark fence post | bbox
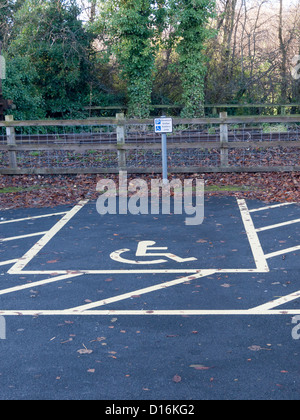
[5,115,17,170]
[220,112,229,168]
[116,113,126,171]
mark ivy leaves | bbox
[96,0,216,118]
[169,0,216,117]
[98,0,157,118]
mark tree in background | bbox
[2,55,46,120]
[5,0,92,118]
[2,0,300,120]
[93,0,164,118]
[205,0,300,112]
[169,0,216,117]
[0,0,25,48]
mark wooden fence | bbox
[0,113,300,174]
[85,103,300,117]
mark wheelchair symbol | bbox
[110,241,197,265]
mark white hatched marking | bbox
[0,231,48,242]
[0,212,67,225]
[249,202,297,213]
[256,218,300,232]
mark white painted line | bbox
[8,200,89,274]
[256,218,300,232]
[68,270,217,312]
[0,309,299,316]
[7,268,268,276]
[265,245,300,259]
[249,202,297,213]
[4,269,203,275]
[0,273,83,296]
[250,290,300,312]
[0,231,48,242]
[0,212,67,225]
[237,199,269,273]
[0,259,18,267]
[76,309,300,315]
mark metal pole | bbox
[161,116,168,184]
[0,41,2,94]
[0,42,4,121]
[161,133,168,184]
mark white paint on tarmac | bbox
[0,198,299,316]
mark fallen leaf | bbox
[248,345,271,351]
[172,374,182,383]
[77,348,93,355]
[248,345,263,351]
[60,338,73,344]
[190,364,212,370]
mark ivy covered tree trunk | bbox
[119,3,156,119]
[170,0,216,118]
[178,48,208,118]
[98,0,157,118]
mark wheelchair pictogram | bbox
[110,240,197,265]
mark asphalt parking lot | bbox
[0,196,299,401]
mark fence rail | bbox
[0,113,300,174]
[84,103,300,117]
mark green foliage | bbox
[1,0,218,120]
[7,0,92,118]
[2,54,46,120]
[169,0,216,117]
[1,0,296,120]
[94,0,163,118]
[0,0,25,47]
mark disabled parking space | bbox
[14,196,257,273]
[0,196,299,316]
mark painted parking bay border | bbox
[7,198,269,276]
[2,198,300,316]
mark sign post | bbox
[154,116,173,184]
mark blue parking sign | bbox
[154,117,173,133]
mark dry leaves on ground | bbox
[0,172,299,210]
